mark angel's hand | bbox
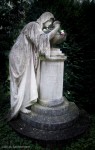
[53,21,61,29]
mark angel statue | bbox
[8,12,66,120]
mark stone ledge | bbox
[31,99,69,116]
[40,55,67,61]
[9,109,90,141]
[30,100,79,117]
[19,99,79,130]
[38,97,64,107]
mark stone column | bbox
[39,48,67,107]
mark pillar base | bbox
[9,98,90,141]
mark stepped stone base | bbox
[9,97,90,141]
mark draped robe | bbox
[9,21,51,119]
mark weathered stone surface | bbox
[9,109,90,141]
[19,98,79,131]
[31,98,71,116]
[9,98,90,141]
[39,54,66,107]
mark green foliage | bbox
[0,0,33,97]
[0,107,44,150]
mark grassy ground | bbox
[0,103,95,150]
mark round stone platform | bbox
[9,98,90,141]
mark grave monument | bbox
[9,12,89,141]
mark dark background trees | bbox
[0,1,95,149]
[0,0,95,112]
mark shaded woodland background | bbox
[0,1,95,149]
[0,0,95,112]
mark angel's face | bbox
[43,18,54,28]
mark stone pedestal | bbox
[9,49,90,141]
[39,51,66,107]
